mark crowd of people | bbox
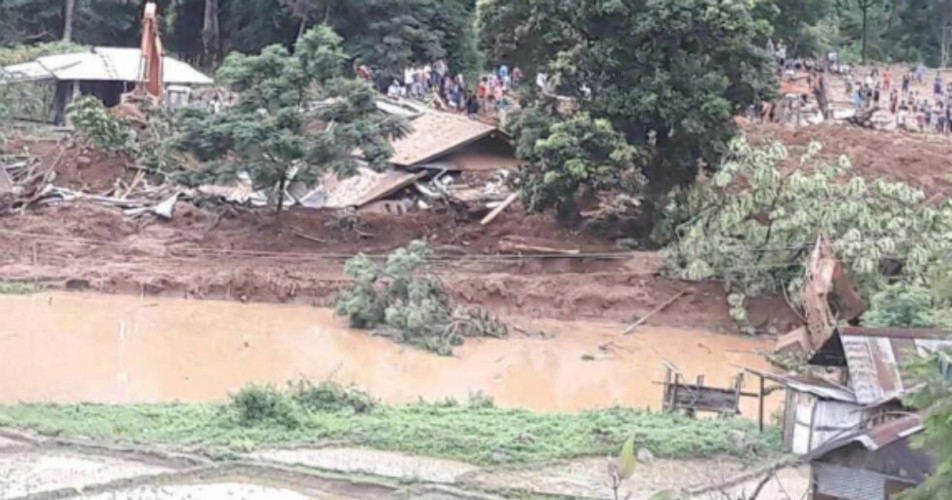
[846,66,952,133]
[356,60,524,118]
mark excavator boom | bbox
[137,2,163,98]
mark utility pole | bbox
[63,0,75,42]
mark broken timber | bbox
[480,192,519,225]
[622,290,689,334]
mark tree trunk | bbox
[861,1,869,63]
[297,17,307,41]
[63,0,75,42]
[202,0,220,72]
[275,172,287,229]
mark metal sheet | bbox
[814,463,885,500]
[15,48,213,85]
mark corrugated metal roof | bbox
[838,326,949,340]
[810,415,923,458]
[389,110,500,167]
[1,47,212,85]
[810,327,952,404]
[814,463,888,500]
[741,366,856,402]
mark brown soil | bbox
[743,122,952,195]
[0,201,798,335]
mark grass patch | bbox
[0,383,781,465]
[0,281,42,295]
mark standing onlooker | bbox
[935,72,944,97]
[889,89,899,114]
[897,103,908,130]
[882,68,891,92]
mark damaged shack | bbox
[1,47,212,125]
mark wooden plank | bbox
[622,291,689,335]
[480,192,519,225]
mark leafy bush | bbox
[335,240,508,354]
[229,383,302,428]
[66,96,135,153]
[288,379,376,414]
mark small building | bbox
[807,415,932,499]
[752,327,951,456]
[2,47,212,124]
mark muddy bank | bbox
[0,202,801,333]
[0,292,782,415]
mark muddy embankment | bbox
[0,202,801,334]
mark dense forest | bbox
[2,0,952,70]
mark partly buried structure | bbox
[2,47,212,124]
[377,98,520,173]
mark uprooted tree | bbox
[481,0,775,221]
[334,240,508,355]
[662,138,952,331]
[177,24,408,224]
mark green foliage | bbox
[0,398,782,465]
[510,109,645,222]
[0,281,43,295]
[179,25,407,216]
[899,350,952,499]
[617,435,636,480]
[335,241,508,355]
[66,96,135,153]
[288,379,376,413]
[863,283,943,328]
[663,139,952,328]
[483,0,776,202]
[229,383,303,428]
[229,379,376,429]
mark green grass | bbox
[0,281,42,295]
[0,400,781,465]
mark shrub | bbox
[288,379,376,414]
[66,96,135,153]
[229,383,302,428]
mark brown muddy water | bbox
[0,293,782,415]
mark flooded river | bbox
[0,293,781,415]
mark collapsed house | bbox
[283,99,522,217]
[807,415,931,500]
[741,238,947,498]
[1,47,212,124]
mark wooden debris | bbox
[291,228,328,245]
[480,192,518,225]
[622,290,689,335]
[498,235,580,255]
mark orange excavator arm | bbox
[137,2,163,99]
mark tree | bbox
[509,107,644,222]
[663,138,952,328]
[753,0,835,57]
[857,0,878,62]
[179,25,408,224]
[481,0,775,202]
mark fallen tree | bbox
[334,240,508,355]
[662,137,952,331]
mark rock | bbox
[581,354,596,361]
[727,429,751,449]
[76,156,92,166]
[490,449,511,464]
[636,447,654,463]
